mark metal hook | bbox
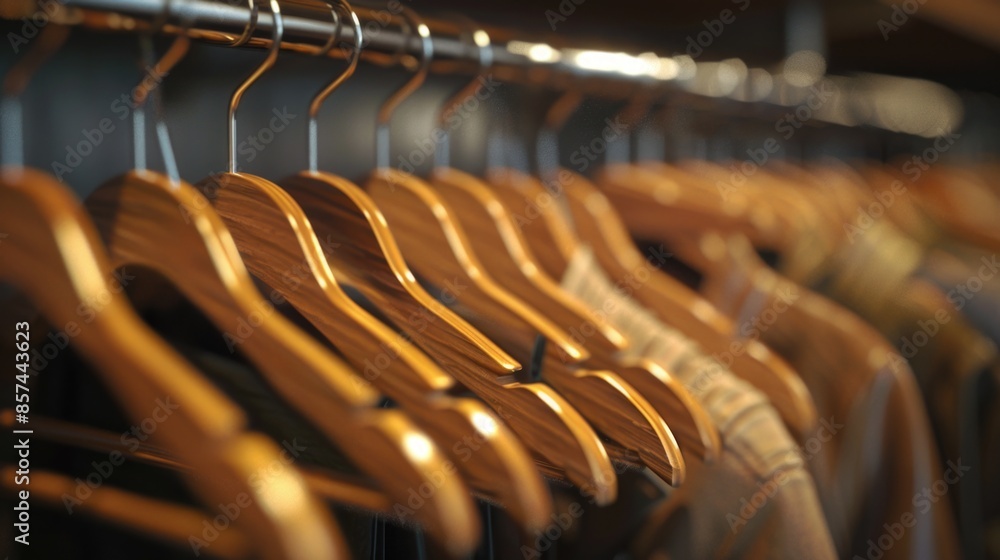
[536,90,584,180]
[228,0,283,173]
[230,0,259,47]
[538,82,653,176]
[132,0,192,185]
[307,0,362,172]
[374,5,433,169]
[434,17,492,170]
[1,24,70,170]
[606,85,656,164]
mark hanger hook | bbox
[433,16,492,170]
[1,24,70,170]
[602,84,655,165]
[228,0,283,173]
[308,0,363,172]
[374,5,433,169]
[536,89,583,179]
[132,0,192,184]
[230,0,259,47]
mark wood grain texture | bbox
[431,167,690,484]
[484,167,722,464]
[3,468,248,559]
[85,169,476,557]
[2,167,347,560]
[368,168,687,489]
[367,169,619,501]
[189,170,486,556]
[280,170,560,532]
[595,164,819,438]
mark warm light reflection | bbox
[257,473,308,516]
[507,41,562,63]
[692,62,741,97]
[536,390,564,413]
[567,50,650,76]
[720,58,748,92]
[643,53,680,80]
[403,432,434,462]
[504,41,960,138]
[860,74,963,137]
[783,50,826,87]
[747,68,773,100]
[672,55,697,80]
[471,411,499,436]
[473,30,490,48]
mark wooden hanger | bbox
[277,173,578,517]
[0,27,345,559]
[1,166,348,560]
[423,30,701,470]
[594,163,818,438]
[481,91,804,448]
[279,173,629,499]
[4,411,428,518]
[568,94,816,440]
[82,11,479,555]
[3,467,248,559]
[671,160,840,284]
[203,4,554,538]
[484,167,721,463]
[506,93,814,439]
[332,12,622,498]
[435,168,714,468]
[499,167,817,442]
[434,162,717,465]
[425,74,627,355]
[366,22,686,487]
[865,161,1000,253]
[432,168,628,354]
[369,168,683,487]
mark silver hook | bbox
[308,0,363,172]
[131,0,194,186]
[230,0,259,47]
[374,5,432,169]
[605,85,655,165]
[1,24,70,171]
[537,90,583,179]
[228,0,283,173]
[434,17,492,170]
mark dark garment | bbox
[722,268,963,560]
[794,222,996,560]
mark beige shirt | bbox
[561,246,836,560]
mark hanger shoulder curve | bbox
[369,169,689,486]
[478,168,722,462]
[366,168,623,500]
[484,167,580,273]
[368,168,590,362]
[434,166,629,354]
[86,169,481,554]
[1,167,348,560]
[566,169,817,438]
[205,170,576,542]
[279,170,520,373]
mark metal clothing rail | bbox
[39,0,661,83]
[6,0,966,137]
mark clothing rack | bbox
[16,0,964,139]
[37,0,671,83]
